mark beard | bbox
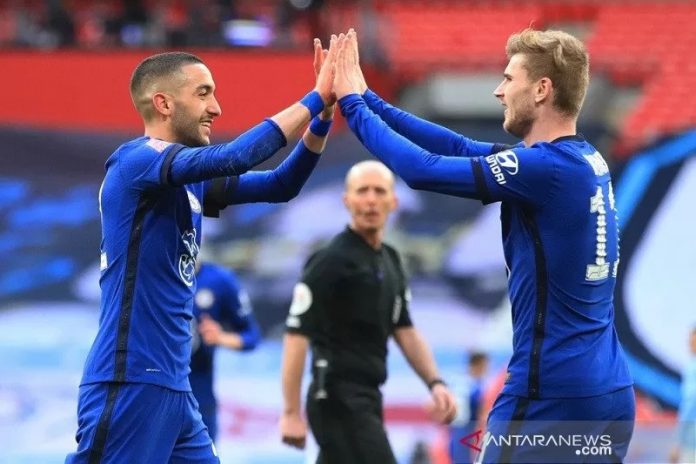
[503,100,535,139]
[171,110,209,147]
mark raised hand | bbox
[334,33,360,99]
[314,38,336,106]
[314,35,339,107]
[347,28,368,94]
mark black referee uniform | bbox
[285,226,412,464]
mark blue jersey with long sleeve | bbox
[340,92,632,398]
[80,119,321,391]
[190,262,261,406]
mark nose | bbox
[493,81,504,101]
[208,96,222,118]
[365,189,378,204]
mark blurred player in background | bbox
[190,261,262,443]
[334,28,634,462]
[670,326,696,463]
[449,352,489,464]
[67,36,338,464]
[279,160,457,464]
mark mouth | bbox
[200,121,212,135]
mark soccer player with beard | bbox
[334,29,634,462]
[67,37,337,464]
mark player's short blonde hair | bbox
[506,29,589,118]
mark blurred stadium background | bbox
[0,0,694,462]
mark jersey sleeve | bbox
[340,94,542,204]
[117,142,186,191]
[166,120,286,185]
[471,147,557,206]
[200,138,321,217]
[339,94,483,199]
[220,270,261,350]
[285,250,343,338]
[363,89,495,158]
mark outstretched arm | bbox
[345,29,497,158]
[215,111,333,205]
[163,36,339,186]
[340,93,484,198]
[363,89,501,157]
[203,39,337,206]
[334,32,483,199]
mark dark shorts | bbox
[306,381,397,464]
[65,382,219,464]
[475,386,635,464]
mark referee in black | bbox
[279,160,457,463]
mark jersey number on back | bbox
[586,181,619,281]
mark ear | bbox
[152,92,173,117]
[390,193,399,212]
[535,77,553,104]
[342,192,349,210]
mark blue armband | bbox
[309,117,332,137]
[300,91,325,119]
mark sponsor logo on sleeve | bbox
[486,150,519,185]
[495,150,519,175]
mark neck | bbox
[349,224,383,250]
[144,121,176,143]
[523,111,577,147]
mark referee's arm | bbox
[280,332,309,449]
[393,327,441,387]
[394,327,458,424]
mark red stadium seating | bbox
[374,0,696,157]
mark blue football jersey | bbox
[339,94,633,399]
[472,135,632,398]
[83,137,224,391]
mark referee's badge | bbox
[289,282,312,316]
